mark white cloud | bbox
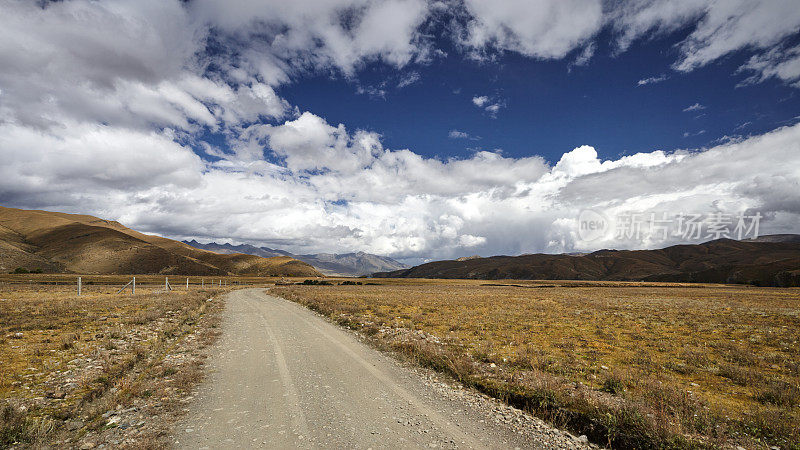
[356,84,388,99]
[191,0,432,77]
[472,96,489,107]
[673,0,800,72]
[451,0,800,89]
[682,129,706,138]
[610,0,800,86]
[0,1,291,133]
[610,0,708,53]
[637,74,668,86]
[0,121,203,195]
[4,98,800,259]
[0,0,434,134]
[471,95,504,117]
[738,45,800,88]
[683,103,705,112]
[458,0,603,60]
[3,0,800,262]
[447,130,483,141]
[0,0,199,129]
[569,43,596,69]
[397,71,421,88]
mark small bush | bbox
[361,324,380,335]
[602,375,626,395]
[129,308,162,325]
[755,380,800,407]
[300,279,332,286]
[0,403,29,446]
[719,363,763,386]
[59,333,78,350]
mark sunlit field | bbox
[272,280,800,449]
[0,277,228,447]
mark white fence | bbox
[71,276,245,296]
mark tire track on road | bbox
[247,295,312,443]
[266,294,485,449]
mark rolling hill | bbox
[183,240,407,276]
[373,238,800,287]
[0,206,321,277]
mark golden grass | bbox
[272,280,800,449]
[0,280,227,447]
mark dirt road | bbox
[175,289,590,449]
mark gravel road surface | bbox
[175,289,593,449]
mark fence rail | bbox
[0,276,255,295]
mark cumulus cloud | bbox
[191,0,432,77]
[0,0,290,133]
[3,0,800,262]
[4,100,800,260]
[457,0,603,60]
[448,130,469,139]
[0,0,433,132]
[471,95,504,117]
[470,96,486,107]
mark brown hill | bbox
[373,238,800,287]
[0,206,321,277]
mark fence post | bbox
[77,277,81,296]
[186,277,189,290]
[133,277,136,295]
[165,277,169,291]
[116,278,134,295]
[201,279,204,288]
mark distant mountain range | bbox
[374,236,800,287]
[744,234,800,243]
[6,204,797,285]
[183,240,407,276]
[0,206,321,277]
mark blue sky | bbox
[2,0,800,262]
[280,31,800,165]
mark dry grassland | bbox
[0,279,228,448]
[272,280,800,449]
